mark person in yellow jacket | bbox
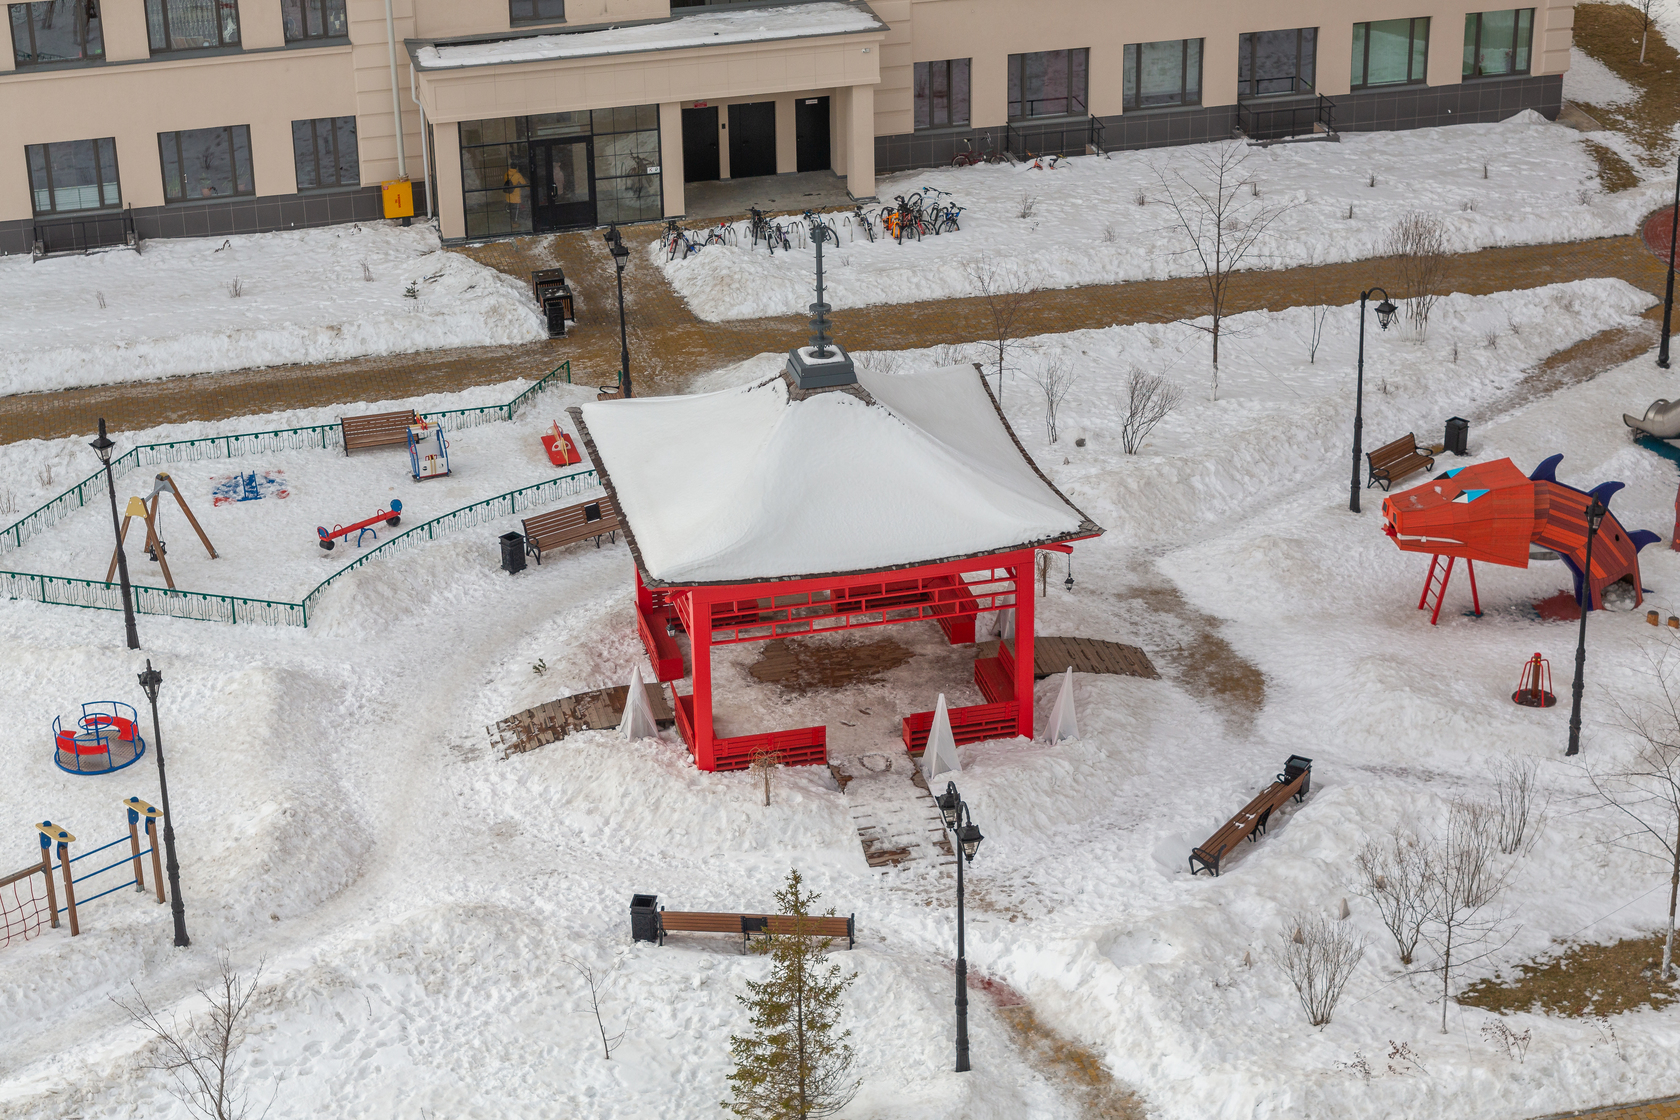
[503,163,529,230]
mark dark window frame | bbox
[1008,48,1090,121]
[26,137,122,215]
[1122,39,1204,112]
[291,116,360,191]
[145,0,240,54]
[508,0,564,25]
[9,1,105,66]
[914,58,971,130]
[1351,16,1431,89]
[281,0,346,42]
[1463,8,1534,78]
[1237,27,1317,99]
[158,124,255,203]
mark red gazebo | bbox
[570,362,1101,772]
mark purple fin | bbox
[1529,454,1563,483]
[1632,530,1663,553]
[1588,481,1625,508]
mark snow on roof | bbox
[415,2,885,70]
[572,366,1099,586]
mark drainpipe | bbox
[410,65,433,220]
[384,0,407,178]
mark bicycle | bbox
[952,133,1007,166]
[850,204,877,242]
[663,219,698,261]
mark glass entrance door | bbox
[531,137,595,231]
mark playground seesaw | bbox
[317,500,402,551]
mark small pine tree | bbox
[725,869,859,1120]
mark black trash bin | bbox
[499,531,527,575]
[1444,416,1469,457]
[630,894,659,943]
[1281,754,1314,799]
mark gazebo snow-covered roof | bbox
[570,365,1098,586]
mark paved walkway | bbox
[1530,1095,1680,1120]
[0,226,1670,446]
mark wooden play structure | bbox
[630,894,855,951]
[1190,756,1313,877]
[104,472,217,591]
[520,495,621,563]
[341,409,418,455]
[52,700,146,775]
[30,798,164,938]
[1382,454,1661,623]
[569,355,1102,774]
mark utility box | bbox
[381,178,414,220]
[630,894,659,942]
[531,267,573,338]
[499,531,526,574]
[1444,416,1469,457]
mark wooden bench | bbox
[520,495,622,563]
[1189,755,1312,877]
[656,909,855,952]
[1366,433,1435,491]
[341,410,418,456]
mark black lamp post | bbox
[1566,497,1607,758]
[604,225,633,399]
[137,659,189,946]
[1349,289,1399,514]
[90,419,140,650]
[1659,154,1678,370]
[934,780,984,1073]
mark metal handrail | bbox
[1236,93,1337,143]
[32,209,136,259]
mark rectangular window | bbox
[1238,28,1316,98]
[1351,17,1430,88]
[292,116,358,189]
[1463,9,1533,77]
[145,0,238,52]
[9,1,103,65]
[509,0,563,23]
[26,137,120,214]
[159,125,254,201]
[1123,39,1203,111]
[281,0,345,41]
[914,59,971,130]
[1008,48,1089,119]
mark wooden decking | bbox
[488,683,674,757]
[979,637,1159,680]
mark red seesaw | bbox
[317,499,402,551]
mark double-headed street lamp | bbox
[90,419,140,650]
[1566,497,1608,758]
[603,225,633,399]
[138,660,189,947]
[1349,289,1400,514]
[933,781,985,1073]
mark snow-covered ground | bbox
[0,223,546,396]
[658,114,1672,322]
[1563,48,1640,108]
[4,278,1680,1119]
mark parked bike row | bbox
[661,191,966,262]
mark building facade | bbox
[0,0,1574,254]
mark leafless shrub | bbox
[112,952,269,1120]
[1491,753,1547,855]
[1461,199,1477,213]
[1594,1014,1626,1061]
[1368,172,1377,188]
[1483,331,1499,350]
[1119,368,1182,454]
[1420,799,1518,1033]
[1133,188,1147,207]
[1577,188,1593,206]
[1482,162,1490,179]
[1270,912,1366,1027]
[226,278,244,299]
[929,343,968,367]
[1346,205,1354,220]
[1029,357,1077,444]
[0,489,16,517]
[1481,1017,1532,1063]
[1336,1051,1374,1081]
[1355,827,1432,965]
[858,351,904,378]
[35,463,52,489]
[95,290,107,309]
[1386,212,1449,335]
[1451,344,1460,363]
[1018,193,1038,220]
[360,261,374,281]
[1387,1040,1429,1074]
[964,253,1028,403]
[564,956,627,1059]
[1249,180,1260,197]
[1308,306,1330,363]
[748,748,781,807]
[1103,223,1119,243]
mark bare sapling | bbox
[564,956,628,1059]
[1354,827,1432,965]
[1030,356,1077,444]
[1385,212,1449,336]
[1118,368,1182,454]
[1420,799,1518,1033]
[1270,912,1366,1027]
[964,254,1028,405]
[1152,143,1294,399]
[748,747,781,808]
[226,279,244,299]
[1638,0,1656,64]
[113,951,269,1120]
[1308,306,1330,363]
[1018,193,1039,220]
[1491,753,1547,855]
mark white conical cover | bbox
[619,665,660,741]
[1043,667,1078,743]
[997,608,1016,642]
[922,693,961,781]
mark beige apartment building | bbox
[0,0,1573,254]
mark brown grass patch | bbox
[993,1000,1148,1119]
[1581,138,1642,193]
[1572,4,1680,164]
[1459,933,1679,1017]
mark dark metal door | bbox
[531,137,595,231]
[681,106,719,182]
[727,101,777,179]
[795,97,830,172]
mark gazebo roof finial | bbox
[785,217,857,391]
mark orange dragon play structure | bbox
[1382,454,1660,624]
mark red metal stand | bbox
[1512,652,1557,707]
[1418,554,1481,625]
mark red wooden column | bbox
[690,590,716,771]
[1012,549,1036,739]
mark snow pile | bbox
[659,117,1670,321]
[0,222,546,395]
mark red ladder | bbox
[1418,555,1481,625]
